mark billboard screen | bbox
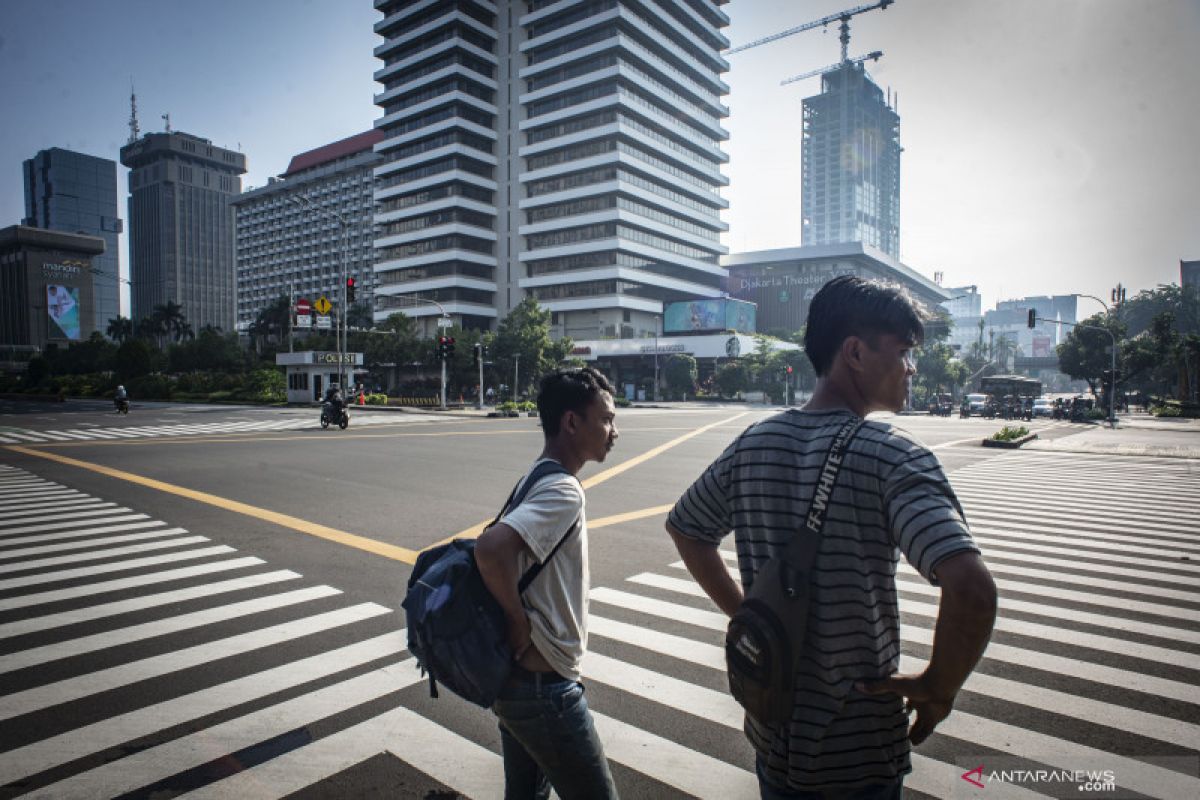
[664,298,757,334]
[47,284,81,340]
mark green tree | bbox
[714,361,750,399]
[663,353,698,400]
[1057,313,1126,401]
[106,316,134,343]
[115,338,154,381]
[492,297,572,399]
[152,300,192,345]
[249,295,291,353]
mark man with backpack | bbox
[474,367,620,799]
[666,277,997,799]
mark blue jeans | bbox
[493,670,618,800]
[756,756,903,800]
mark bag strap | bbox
[779,415,865,594]
[488,459,580,595]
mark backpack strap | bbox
[779,416,865,596]
[488,459,581,595]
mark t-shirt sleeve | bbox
[666,438,737,545]
[500,475,582,563]
[882,441,978,584]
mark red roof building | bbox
[283,129,384,177]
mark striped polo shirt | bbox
[667,408,978,792]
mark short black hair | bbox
[537,367,615,437]
[803,276,926,376]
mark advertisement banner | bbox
[724,298,756,333]
[1032,335,1052,358]
[664,299,757,334]
[46,285,81,340]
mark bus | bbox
[980,375,1043,400]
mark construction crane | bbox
[781,50,882,86]
[726,0,894,63]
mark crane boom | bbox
[725,0,894,56]
[780,50,882,86]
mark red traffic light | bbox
[786,366,793,374]
[346,277,355,288]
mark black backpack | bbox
[725,417,863,728]
[403,460,578,708]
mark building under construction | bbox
[800,61,900,259]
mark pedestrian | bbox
[474,367,620,800]
[666,276,997,799]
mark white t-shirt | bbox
[500,458,588,681]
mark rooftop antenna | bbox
[162,113,172,134]
[128,79,140,144]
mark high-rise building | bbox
[232,130,383,333]
[371,0,730,339]
[22,148,123,331]
[119,132,247,332]
[801,61,900,259]
[941,284,982,352]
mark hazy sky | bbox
[2,0,1197,317]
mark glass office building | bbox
[23,148,123,332]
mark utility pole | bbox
[513,353,520,403]
[475,342,484,410]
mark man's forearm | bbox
[667,524,743,617]
[923,582,997,697]
[474,528,530,644]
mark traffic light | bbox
[346,276,356,303]
[472,342,481,368]
[436,336,447,360]
[786,365,793,374]
[445,336,455,358]
[1027,308,1037,328]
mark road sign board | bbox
[295,314,312,328]
[437,317,453,328]
[314,296,332,315]
[316,315,332,330]
[296,298,311,315]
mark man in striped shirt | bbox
[667,276,997,798]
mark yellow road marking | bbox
[4,410,748,565]
[427,412,749,550]
[5,445,420,564]
[10,427,540,448]
[590,504,673,529]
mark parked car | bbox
[1032,397,1053,418]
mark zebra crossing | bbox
[0,450,1198,798]
[0,412,461,445]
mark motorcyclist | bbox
[323,384,344,414]
[114,385,128,412]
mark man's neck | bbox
[540,440,584,476]
[804,377,868,418]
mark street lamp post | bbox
[289,195,350,390]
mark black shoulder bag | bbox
[725,416,864,728]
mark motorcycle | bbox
[320,403,349,430]
[115,398,129,415]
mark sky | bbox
[1,0,1197,318]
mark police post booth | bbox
[276,351,364,404]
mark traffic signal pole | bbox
[1029,312,1117,427]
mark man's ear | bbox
[561,409,579,435]
[840,336,866,374]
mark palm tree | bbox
[151,301,192,345]
[136,315,164,345]
[106,316,134,343]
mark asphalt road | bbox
[1,401,1197,798]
